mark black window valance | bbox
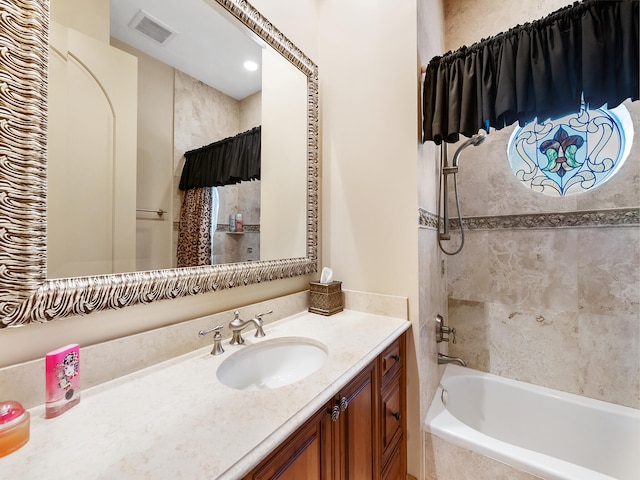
[422,0,639,145]
[179,126,261,190]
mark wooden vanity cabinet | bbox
[243,333,406,480]
[379,336,406,480]
[330,362,378,479]
[247,407,332,480]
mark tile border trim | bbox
[419,207,639,231]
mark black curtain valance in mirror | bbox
[179,126,261,189]
[422,0,639,145]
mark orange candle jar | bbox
[0,400,30,457]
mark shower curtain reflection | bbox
[177,187,212,267]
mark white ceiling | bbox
[110,0,263,100]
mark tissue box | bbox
[309,281,343,316]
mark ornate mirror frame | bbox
[0,0,318,327]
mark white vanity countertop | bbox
[0,309,410,479]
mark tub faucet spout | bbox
[438,353,467,367]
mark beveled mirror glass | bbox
[0,0,318,327]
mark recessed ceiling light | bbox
[243,61,259,71]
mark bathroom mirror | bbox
[47,0,310,277]
[0,0,318,327]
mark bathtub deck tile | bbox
[424,432,544,480]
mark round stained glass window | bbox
[507,104,633,196]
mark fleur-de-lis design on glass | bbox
[539,126,584,177]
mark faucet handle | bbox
[198,324,223,337]
[436,314,457,343]
[448,327,457,344]
[254,310,273,321]
[252,310,272,338]
[198,325,225,355]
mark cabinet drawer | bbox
[380,371,403,457]
[380,338,402,383]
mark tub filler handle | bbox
[436,314,456,343]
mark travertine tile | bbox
[487,303,580,391]
[577,227,640,316]
[424,432,543,480]
[443,0,574,54]
[448,300,582,394]
[577,312,640,408]
[447,299,490,371]
[418,228,449,419]
[343,289,408,319]
[447,230,490,303]
[487,229,579,312]
[447,297,640,408]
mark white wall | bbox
[317,0,420,475]
[50,0,109,42]
[260,47,308,260]
[48,0,138,277]
[110,38,175,272]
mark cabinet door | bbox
[246,407,331,480]
[380,437,403,480]
[331,362,378,480]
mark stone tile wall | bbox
[172,70,262,266]
[445,102,640,409]
[423,432,543,480]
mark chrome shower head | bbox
[470,131,486,146]
[452,132,486,167]
[459,132,486,149]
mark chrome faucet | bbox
[198,325,225,355]
[437,353,467,367]
[229,310,272,345]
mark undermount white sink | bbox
[216,337,328,390]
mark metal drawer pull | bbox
[392,411,401,421]
[329,397,349,422]
[329,405,340,422]
[391,354,400,361]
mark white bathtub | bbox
[425,365,640,480]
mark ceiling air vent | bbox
[129,10,177,45]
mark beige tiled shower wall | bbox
[172,71,262,266]
[446,101,640,409]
